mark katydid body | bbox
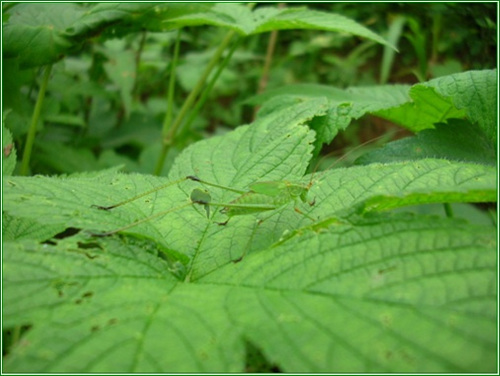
[89,130,405,261]
[90,175,314,237]
[189,177,314,220]
[90,132,404,235]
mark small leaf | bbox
[2,3,83,67]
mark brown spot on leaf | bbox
[3,143,13,157]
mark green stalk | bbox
[132,30,148,97]
[254,3,285,118]
[163,29,182,140]
[257,27,280,95]
[181,37,243,136]
[154,30,235,176]
[20,64,53,176]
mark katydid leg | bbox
[233,219,263,263]
[89,201,193,237]
[92,176,191,210]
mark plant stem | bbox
[163,29,182,141]
[181,36,243,136]
[153,30,236,176]
[132,30,148,97]
[20,64,52,176]
[258,30,279,94]
[254,3,285,118]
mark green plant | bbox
[3,68,497,372]
[2,2,394,176]
[2,2,497,373]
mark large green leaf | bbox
[248,70,496,152]
[2,3,209,68]
[427,69,497,143]
[2,3,82,67]
[3,214,495,372]
[164,4,394,48]
[376,70,497,139]
[248,83,411,153]
[2,100,496,372]
[3,3,393,69]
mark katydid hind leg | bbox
[91,176,190,211]
[233,219,263,263]
[89,201,193,237]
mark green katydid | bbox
[188,178,317,262]
[89,175,314,237]
[90,175,316,263]
[187,126,406,226]
[188,176,316,223]
[89,129,406,261]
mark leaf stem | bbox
[153,30,236,176]
[20,64,52,176]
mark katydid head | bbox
[190,188,212,218]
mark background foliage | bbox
[2,2,497,373]
[2,2,496,175]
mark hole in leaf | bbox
[244,340,281,373]
[54,227,81,239]
[82,291,94,299]
[77,241,102,250]
[2,325,32,356]
[91,325,100,333]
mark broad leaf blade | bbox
[207,215,496,372]
[2,3,81,67]
[307,158,496,220]
[248,84,410,149]
[3,99,324,270]
[161,4,395,49]
[426,69,497,143]
[250,70,496,151]
[2,238,243,373]
[2,99,496,372]
[375,69,497,138]
[3,215,495,372]
[251,7,395,48]
[2,3,215,68]
[3,3,392,69]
